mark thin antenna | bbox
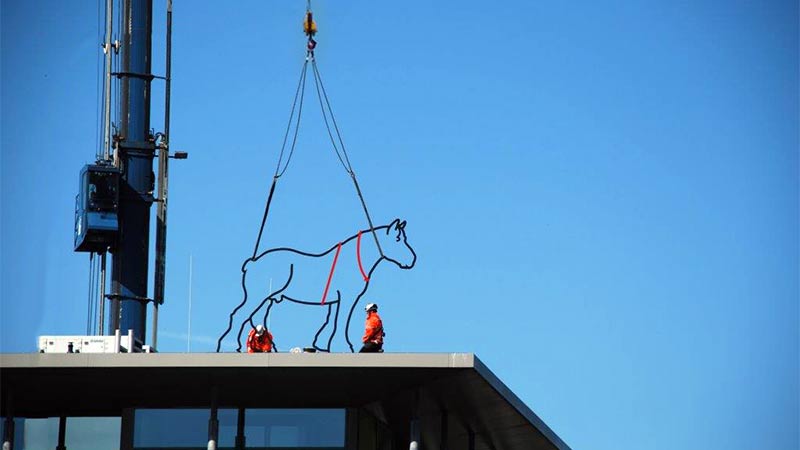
[188,253,193,352]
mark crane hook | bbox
[304,9,317,55]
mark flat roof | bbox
[0,352,569,450]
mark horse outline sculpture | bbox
[216,218,416,353]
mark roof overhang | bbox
[0,352,569,450]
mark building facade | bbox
[0,353,570,450]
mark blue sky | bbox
[1,1,798,449]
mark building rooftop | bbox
[0,352,569,450]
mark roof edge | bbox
[0,352,476,369]
[473,355,571,450]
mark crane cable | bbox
[86,252,100,335]
[309,58,384,257]
[251,3,384,260]
[274,60,308,179]
[252,59,309,259]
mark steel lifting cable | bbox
[310,60,352,174]
[250,5,383,260]
[309,58,384,257]
[274,60,309,179]
[253,2,315,258]
[252,59,309,259]
[300,0,381,254]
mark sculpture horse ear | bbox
[386,218,402,234]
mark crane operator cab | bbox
[74,164,120,253]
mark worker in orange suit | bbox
[359,303,384,353]
[246,324,274,353]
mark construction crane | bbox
[48,0,186,354]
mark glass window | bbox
[134,409,208,448]
[67,417,121,450]
[87,171,117,212]
[23,418,59,450]
[217,408,239,449]
[246,409,345,448]
[134,409,344,449]
[2,417,120,450]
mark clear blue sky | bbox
[1,1,798,449]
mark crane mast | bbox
[109,0,155,343]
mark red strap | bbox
[357,231,370,282]
[320,243,342,304]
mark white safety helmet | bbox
[255,324,265,336]
[365,303,378,312]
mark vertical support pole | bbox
[98,252,106,335]
[152,0,173,350]
[2,392,14,450]
[56,416,67,450]
[409,390,420,450]
[119,408,136,450]
[373,413,378,450]
[151,303,158,351]
[110,296,119,335]
[1,421,12,450]
[439,410,447,450]
[2,418,13,450]
[120,409,135,450]
[188,254,193,352]
[344,408,359,450]
[467,428,475,450]
[207,388,219,450]
[235,407,246,450]
[409,418,420,450]
[114,329,121,353]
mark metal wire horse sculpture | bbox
[216,219,416,353]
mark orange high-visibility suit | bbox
[362,311,384,345]
[246,328,273,353]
